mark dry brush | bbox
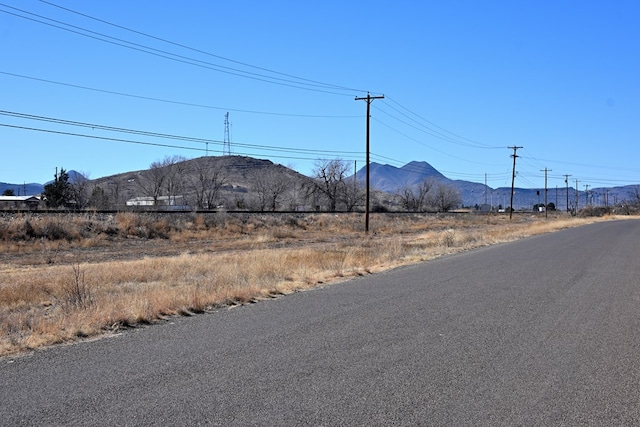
[0,212,617,357]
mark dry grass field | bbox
[0,211,623,357]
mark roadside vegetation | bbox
[0,211,629,357]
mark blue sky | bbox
[1,1,638,192]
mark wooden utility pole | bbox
[563,174,572,212]
[355,92,384,233]
[540,168,551,218]
[485,173,488,207]
[508,146,522,219]
[584,184,590,206]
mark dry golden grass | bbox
[0,212,625,357]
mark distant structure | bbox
[223,112,232,156]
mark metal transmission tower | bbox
[223,112,231,156]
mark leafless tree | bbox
[343,178,365,212]
[70,171,91,209]
[137,155,187,207]
[138,161,166,205]
[105,179,125,209]
[87,186,110,210]
[162,155,187,206]
[285,180,306,211]
[311,158,349,212]
[428,180,461,212]
[254,168,290,211]
[187,159,228,210]
[397,179,432,212]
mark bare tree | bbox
[343,178,365,212]
[428,181,461,212]
[87,186,110,210]
[311,159,349,212]
[188,159,227,209]
[137,155,187,207]
[70,171,91,209]
[162,155,187,207]
[254,168,290,211]
[138,161,166,206]
[397,179,432,212]
[285,179,306,211]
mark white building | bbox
[0,195,42,209]
[126,195,188,210]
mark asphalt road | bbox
[2,219,640,426]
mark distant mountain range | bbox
[355,161,637,210]
[0,182,44,197]
[1,160,636,210]
[0,170,84,197]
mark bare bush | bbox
[64,263,94,310]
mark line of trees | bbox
[38,157,462,212]
[396,178,462,212]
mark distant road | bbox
[2,219,640,426]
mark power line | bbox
[38,0,365,94]
[372,117,504,168]
[0,121,369,165]
[384,96,502,150]
[0,71,360,118]
[0,3,359,96]
[0,110,364,158]
[375,106,484,148]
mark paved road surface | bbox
[2,219,640,426]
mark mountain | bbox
[1,170,86,196]
[43,170,85,186]
[89,156,315,209]
[3,157,636,211]
[0,182,44,196]
[354,161,446,192]
[354,160,638,209]
[353,161,490,207]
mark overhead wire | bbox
[0,71,360,119]
[0,110,364,159]
[384,96,503,149]
[371,116,504,168]
[0,3,524,183]
[0,121,368,164]
[3,4,631,189]
[378,100,500,150]
[0,3,359,96]
[37,0,366,94]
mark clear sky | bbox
[1,0,638,191]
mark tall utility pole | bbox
[355,92,384,233]
[484,173,488,207]
[563,174,572,212]
[508,146,522,219]
[575,179,579,212]
[584,184,590,206]
[223,112,231,156]
[540,168,551,218]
